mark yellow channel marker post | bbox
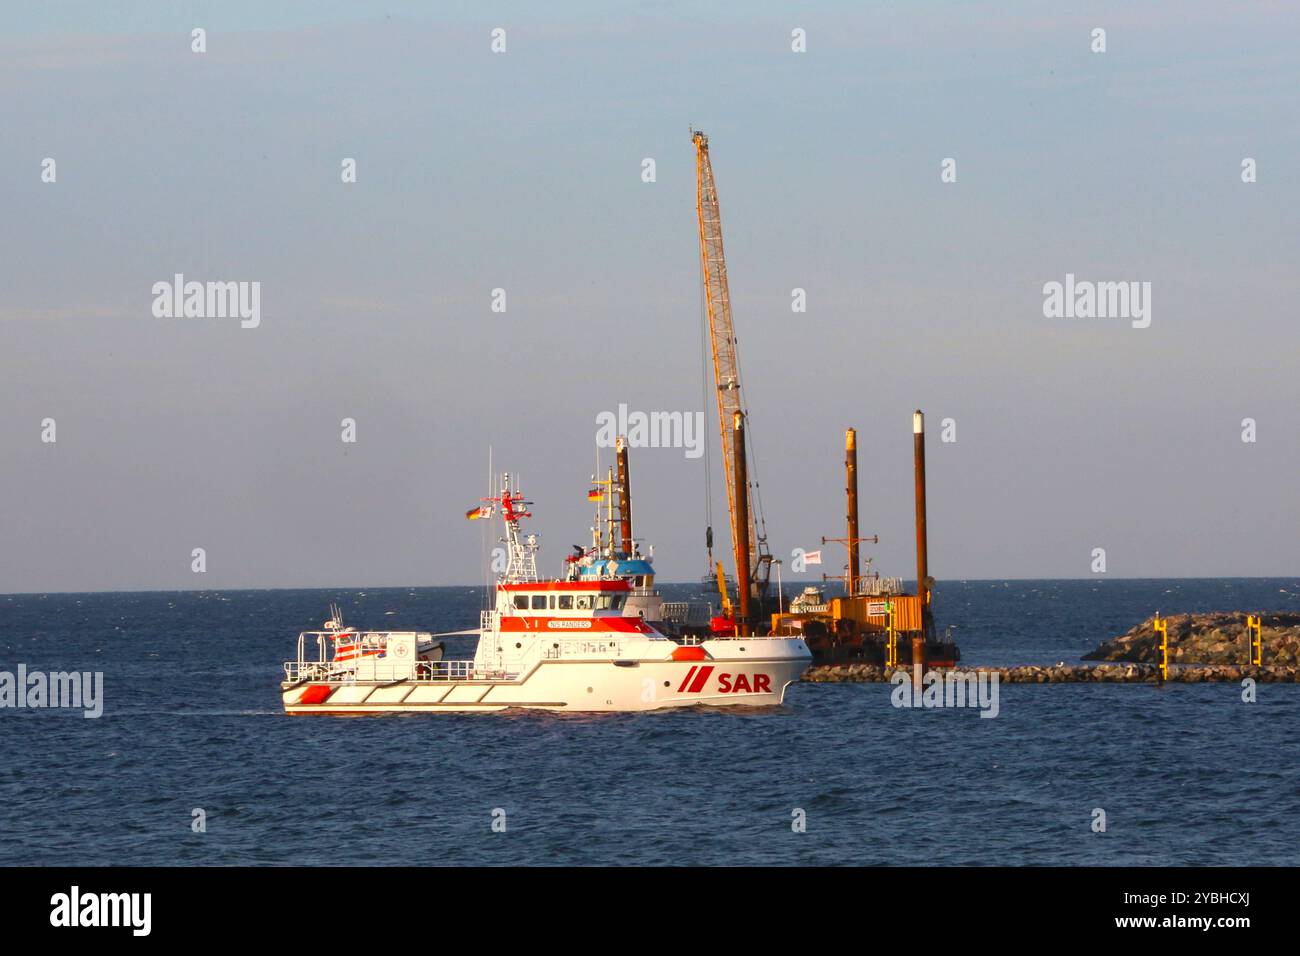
[1154,612,1169,683]
[1247,614,1262,666]
[885,601,897,669]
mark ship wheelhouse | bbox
[497,579,633,616]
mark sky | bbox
[2,1,1297,592]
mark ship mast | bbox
[484,473,537,583]
[692,129,772,621]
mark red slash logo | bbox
[677,665,714,694]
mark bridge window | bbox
[531,594,548,610]
[513,595,528,610]
[558,595,573,610]
[575,595,593,611]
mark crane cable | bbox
[735,362,770,554]
[699,263,714,572]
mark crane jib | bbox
[692,130,771,611]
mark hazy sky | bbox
[2,1,1297,592]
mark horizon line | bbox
[3,575,1298,598]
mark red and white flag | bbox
[803,550,822,565]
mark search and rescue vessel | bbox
[280,474,811,714]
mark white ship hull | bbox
[282,638,809,715]
[282,476,811,716]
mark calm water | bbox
[2,579,1297,866]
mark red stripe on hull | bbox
[499,580,631,592]
[297,685,333,705]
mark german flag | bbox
[587,489,603,501]
[466,506,490,520]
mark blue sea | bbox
[2,579,1297,866]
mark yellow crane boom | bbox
[693,129,771,615]
[714,561,734,617]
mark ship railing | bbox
[662,601,712,626]
[533,637,630,661]
[410,659,476,682]
[284,658,478,683]
[854,576,904,597]
[295,628,433,644]
[285,660,334,681]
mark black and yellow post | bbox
[1247,614,1263,666]
[1154,612,1169,682]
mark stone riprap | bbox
[802,662,1300,683]
[802,612,1300,683]
[1082,611,1300,666]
